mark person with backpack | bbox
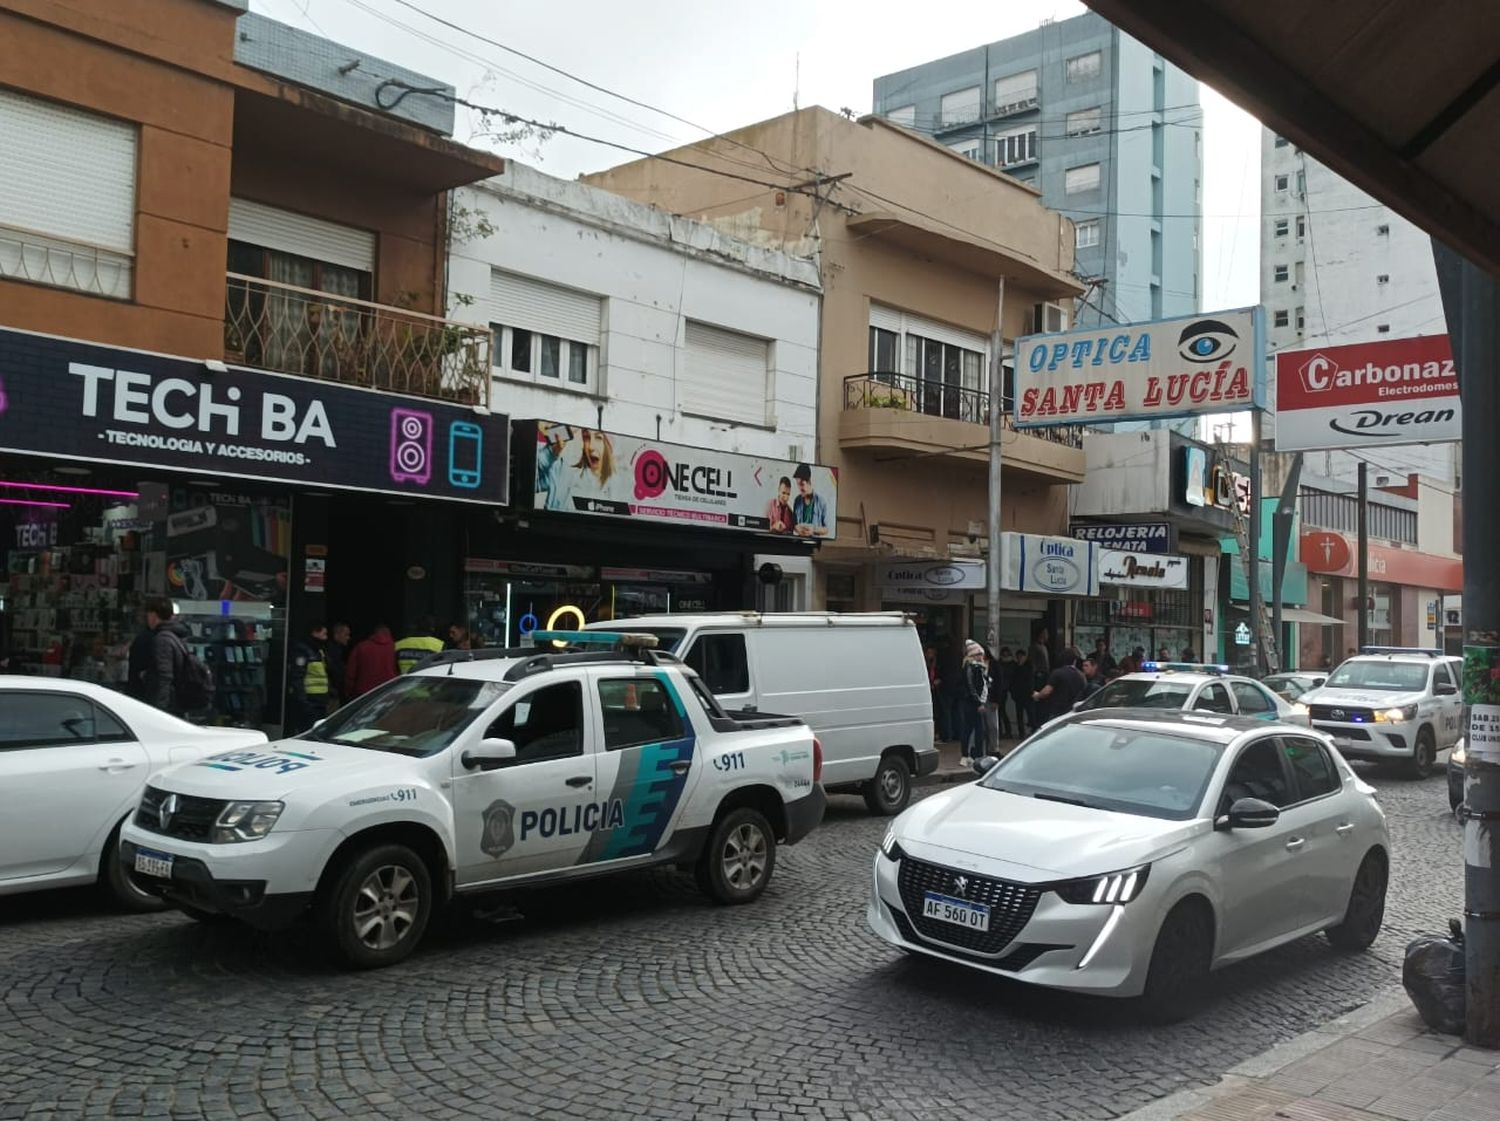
[135,596,214,719]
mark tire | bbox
[99,824,167,913]
[1138,902,1215,1024]
[1408,728,1437,779]
[863,754,912,817]
[317,843,432,969]
[696,808,777,905]
[1326,851,1388,952]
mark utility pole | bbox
[986,277,1006,750]
[1434,240,1500,1049]
[1248,411,1265,673]
[1272,453,1304,669]
[1357,461,1369,651]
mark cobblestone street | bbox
[0,767,1466,1121]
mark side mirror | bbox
[462,737,517,771]
[971,755,1000,776]
[1435,682,1458,696]
[1216,797,1281,831]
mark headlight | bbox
[879,827,904,862]
[1375,705,1417,723]
[1292,702,1310,716]
[1054,865,1151,905]
[212,801,284,843]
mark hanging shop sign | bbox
[1182,446,1250,512]
[1274,335,1460,453]
[876,560,987,590]
[1013,308,1264,427]
[0,327,509,503]
[464,558,594,579]
[523,421,838,539]
[1299,530,1353,573]
[1099,550,1190,589]
[999,533,1101,597]
[1071,522,1174,555]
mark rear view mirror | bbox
[971,756,1000,776]
[1216,797,1280,830]
[1435,682,1458,697]
[462,737,517,771]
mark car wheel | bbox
[1139,901,1214,1024]
[1326,851,1388,952]
[696,807,776,905]
[863,754,912,816]
[1409,728,1437,779]
[318,843,432,969]
[99,824,167,913]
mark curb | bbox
[915,769,975,787]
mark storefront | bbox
[1075,550,1204,663]
[0,326,511,733]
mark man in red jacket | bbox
[345,624,398,698]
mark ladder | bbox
[1230,496,1279,673]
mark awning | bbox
[1280,607,1345,626]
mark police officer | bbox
[286,621,331,735]
[395,617,444,674]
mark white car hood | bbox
[149,738,423,801]
[1304,687,1422,708]
[898,782,1202,881]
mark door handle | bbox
[1285,837,1307,851]
[669,761,691,776]
[565,775,592,788]
[98,759,137,772]
[1335,823,1356,835]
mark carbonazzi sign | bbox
[0,327,510,503]
[999,533,1101,597]
[1014,308,1265,427]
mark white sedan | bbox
[868,710,1389,1021]
[1076,664,1308,725]
[0,676,266,909]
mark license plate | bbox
[133,848,174,879]
[922,891,990,931]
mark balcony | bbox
[224,273,491,406]
[840,372,1086,483]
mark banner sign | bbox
[0,327,509,503]
[1274,335,1459,452]
[876,560,986,589]
[1071,521,1173,554]
[999,533,1100,597]
[527,420,838,539]
[1014,308,1264,427]
[1100,550,1190,589]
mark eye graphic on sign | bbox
[1177,320,1239,364]
[634,449,670,500]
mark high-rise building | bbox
[872,11,1203,331]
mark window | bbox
[315,677,510,757]
[1294,261,1305,287]
[1064,163,1102,194]
[1283,737,1340,800]
[490,270,602,391]
[0,693,130,748]
[1273,264,1289,283]
[683,321,771,425]
[1065,51,1103,83]
[886,105,916,127]
[949,137,982,160]
[1377,274,1390,285]
[1273,309,1289,327]
[1296,215,1306,239]
[598,678,687,749]
[868,325,899,372]
[1296,306,1306,330]
[488,681,583,764]
[997,127,1037,166]
[1065,106,1104,137]
[1231,682,1274,716]
[994,70,1038,114]
[1436,662,1457,689]
[939,86,982,127]
[1296,170,1306,196]
[684,633,750,695]
[866,304,989,423]
[1075,220,1101,250]
[1221,739,1294,810]
[92,704,134,744]
[0,89,137,299]
[1193,683,1233,714]
[1275,174,1289,192]
[1377,324,1391,334]
[1274,134,1289,148]
[1273,218,1289,237]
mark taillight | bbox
[812,738,823,784]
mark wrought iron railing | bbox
[843,372,1085,449]
[224,273,491,406]
[0,223,132,299]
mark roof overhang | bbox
[1086,1,1500,276]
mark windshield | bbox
[1263,675,1308,700]
[1325,661,1429,692]
[1078,679,1194,711]
[307,676,510,756]
[979,721,1224,820]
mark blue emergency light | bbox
[1359,646,1443,657]
[1141,660,1231,675]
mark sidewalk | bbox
[1120,990,1500,1121]
[918,736,1024,785]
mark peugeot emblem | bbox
[952,874,970,896]
[157,793,178,831]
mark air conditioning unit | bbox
[1032,302,1067,334]
[1374,473,1394,487]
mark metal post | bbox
[1272,454,1304,671]
[1248,411,1264,673]
[986,278,1006,751]
[1435,239,1500,1049]
[1357,461,1369,651]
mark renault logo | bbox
[157,793,178,831]
[952,875,970,896]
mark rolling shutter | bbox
[490,270,601,346]
[228,198,375,272]
[869,303,903,333]
[683,322,769,425]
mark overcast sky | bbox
[252,0,1264,310]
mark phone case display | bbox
[182,613,279,727]
[6,547,140,681]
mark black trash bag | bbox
[1403,918,1466,1035]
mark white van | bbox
[587,613,936,815]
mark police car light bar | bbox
[1359,645,1443,657]
[1141,660,1231,675]
[531,630,660,649]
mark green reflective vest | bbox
[395,634,444,673]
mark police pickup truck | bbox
[1297,646,1463,777]
[119,632,826,968]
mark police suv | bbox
[119,632,826,967]
[1297,647,1463,777]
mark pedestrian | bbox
[961,639,990,762]
[1157,645,1171,662]
[346,624,398,698]
[1027,626,1052,733]
[1121,644,1146,674]
[285,620,332,736]
[130,596,210,718]
[1008,648,1033,739]
[1033,646,1089,722]
[325,622,351,709]
[923,646,947,740]
[1092,637,1116,677]
[991,647,1014,739]
[1180,645,1197,663]
[444,621,471,651]
[939,639,965,745]
[1080,656,1105,698]
[395,617,444,674]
